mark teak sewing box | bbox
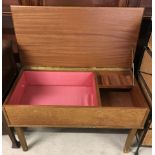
[3,6,149,152]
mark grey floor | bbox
[2,128,152,155]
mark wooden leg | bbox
[15,127,28,151]
[7,127,21,148]
[2,113,20,148]
[123,129,137,153]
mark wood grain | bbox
[100,79,149,107]
[97,71,133,88]
[11,6,143,68]
[4,105,148,129]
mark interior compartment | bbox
[97,71,133,89]
[8,71,98,106]
[100,81,148,107]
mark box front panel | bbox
[4,106,148,129]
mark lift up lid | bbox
[11,6,143,69]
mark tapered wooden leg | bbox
[2,113,20,148]
[7,127,20,148]
[123,129,137,153]
[15,128,28,151]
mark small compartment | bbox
[99,80,148,108]
[7,71,99,106]
[97,71,133,89]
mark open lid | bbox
[11,6,143,69]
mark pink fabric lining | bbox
[8,71,98,106]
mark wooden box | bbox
[3,6,149,152]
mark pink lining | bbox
[8,71,98,106]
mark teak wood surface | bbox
[97,71,133,88]
[11,6,143,68]
[4,106,148,129]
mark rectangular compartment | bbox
[7,71,98,107]
[100,87,147,108]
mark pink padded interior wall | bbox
[8,71,98,106]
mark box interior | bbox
[8,71,98,106]
[7,70,147,108]
[100,87,147,107]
